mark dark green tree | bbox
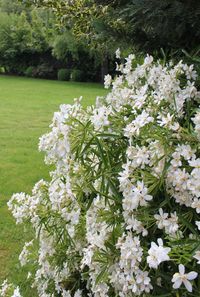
[118,0,200,54]
[21,0,200,55]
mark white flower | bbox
[176,144,195,160]
[144,54,153,66]
[147,238,171,269]
[192,111,200,139]
[90,106,111,131]
[154,208,168,229]
[115,48,121,59]
[193,251,200,264]
[117,233,143,270]
[191,198,200,213]
[124,110,154,137]
[74,289,82,297]
[0,280,11,297]
[135,270,153,293]
[127,145,150,168]
[104,74,112,89]
[172,264,197,292]
[171,152,182,168]
[195,221,200,230]
[62,290,71,297]
[11,287,22,297]
[19,240,33,266]
[189,158,200,168]
[154,209,179,236]
[122,181,152,212]
[157,113,179,131]
[164,212,179,235]
[125,215,148,236]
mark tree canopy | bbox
[20,0,200,56]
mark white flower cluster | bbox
[7,53,200,296]
[0,280,22,297]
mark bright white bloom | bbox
[192,111,200,139]
[170,152,182,168]
[0,280,11,297]
[144,54,153,66]
[74,290,82,297]
[19,240,33,266]
[195,221,200,230]
[117,233,143,269]
[154,209,179,235]
[193,251,200,264]
[104,74,112,89]
[127,145,150,168]
[157,113,179,131]
[11,287,22,297]
[147,238,171,269]
[172,264,197,292]
[122,181,152,212]
[189,158,200,168]
[191,198,200,213]
[176,144,195,160]
[124,111,154,137]
[125,215,148,236]
[154,208,168,229]
[90,106,112,131]
[164,212,179,235]
[62,290,71,297]
[115,48,121,59]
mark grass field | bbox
[0,75,106,294]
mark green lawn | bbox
[0,75,106,294]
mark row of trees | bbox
[1,0,200,81]
[21,0,200,54]
[0,0,108,82]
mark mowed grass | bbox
[0,75,106,294]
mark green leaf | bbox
[95,266,108,285]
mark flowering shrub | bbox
[6,52,200,297]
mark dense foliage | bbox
[100,0,200,53]
[3,53,200,296]
[0,3,57,76]
[2,0,200,79]
[18,0,200,83]
[20,0,200,55]
[0,0,105,81]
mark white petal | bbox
[157,238,163,246]
[183,279,192,292]
[187,271,198,280]
[172,273,180,282]
[195,221,200,230]
[173,278,182,289]
[179,264,185,275]
[151,242,157,249]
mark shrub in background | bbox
[0,67,5,74]
[24,66,35,77]
[71,69,85,82]
[33,63,55,79]
[57,68,71,81]
[5,52,200,297]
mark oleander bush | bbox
[3,52,200,297]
